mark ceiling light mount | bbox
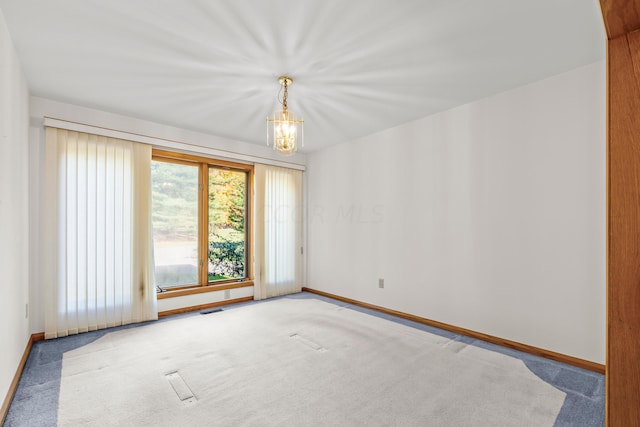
[267,75,304,156]
[278,75,293,87]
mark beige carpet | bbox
[58,298,565,426]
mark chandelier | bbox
[266,76,304,156]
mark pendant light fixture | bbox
[266,76,304,156]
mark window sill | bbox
[156,280,254,300]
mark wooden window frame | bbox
[152,149,254,299]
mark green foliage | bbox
[208,169,246,278]
[151,161,247,280]
[208,232,245,277]
[151,161,198,238]
[209,169,245,233]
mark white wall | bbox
[306,61,606,363]
[30,97,307,170]
[0,7,30,406]
[157,286,254,313]
[28,97,308,331]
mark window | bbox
[151,150,253,295]
[208,168,247,281]
[151,160,199,288]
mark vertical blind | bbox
[43,127,157,339]
[254,164,303,299]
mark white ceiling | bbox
[0,0,605,153]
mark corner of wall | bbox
[0,3,32,411]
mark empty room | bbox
[2,0,639,426]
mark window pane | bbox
[151,161,199,288]
[208,168,246,281]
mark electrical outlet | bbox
[224,289,231,299]
[378,278,384,289]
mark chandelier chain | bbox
[277,80,289,112]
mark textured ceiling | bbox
[0,0,605,153]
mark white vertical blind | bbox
[254,164,303,299]
[44,127,157,339]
